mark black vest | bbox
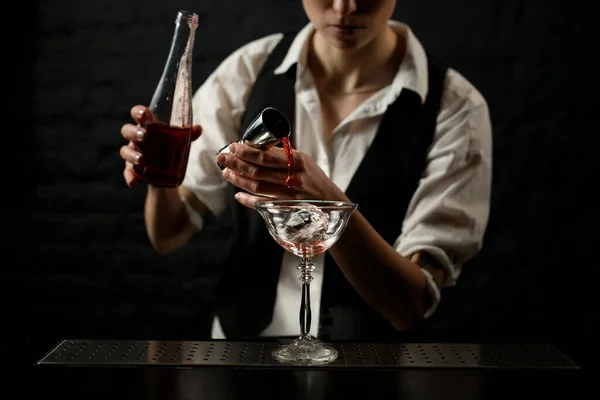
[215,32,447,341]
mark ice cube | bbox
[276,203,329,243]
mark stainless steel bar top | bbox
[36,339,579,369]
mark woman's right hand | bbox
[119,105,202,187]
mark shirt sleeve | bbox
[395,67,493,318]
[181,33,284,218]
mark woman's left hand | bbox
[216,141,349,208]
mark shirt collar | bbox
[273,20,430,104]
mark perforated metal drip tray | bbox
[36,340,579,369]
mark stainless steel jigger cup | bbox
[217,107,291,170]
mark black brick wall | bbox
[7,0,596,367]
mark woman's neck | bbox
[308,25,404,94]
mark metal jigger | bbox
[217,107,291,170]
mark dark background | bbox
[5,0,597,368]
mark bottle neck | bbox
[149,10,198,127]
[175,10,199,28]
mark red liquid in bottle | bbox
[281,136,295,187]
[133,121,193,187]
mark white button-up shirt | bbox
[182,21,493,339]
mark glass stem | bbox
[298,256,315,339]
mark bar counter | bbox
[7,338,587,399]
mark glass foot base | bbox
[272,336,338,365]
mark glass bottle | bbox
[133,10,199,187]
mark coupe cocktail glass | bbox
[254,200,358,365]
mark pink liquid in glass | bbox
[277,239,331,258]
